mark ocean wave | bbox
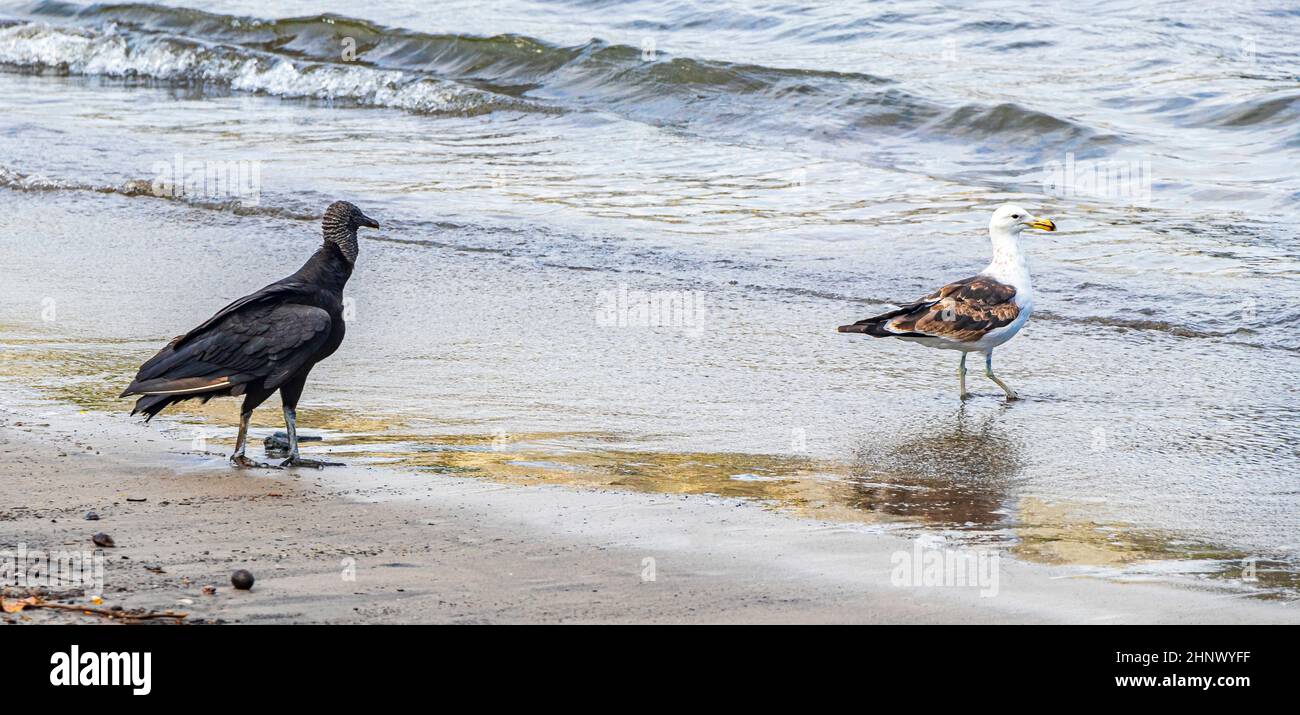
[0,20,555,116]
[926,102,1121,151]
[28,1,894,89]
[1205,91,1300,129]
[0,164,323,220]
[14,1,1115,156]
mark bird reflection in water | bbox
[844,405,1023,531]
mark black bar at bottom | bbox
[5,625,1290,700]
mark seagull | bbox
[838,204,1056,401]
[120,201,380,468]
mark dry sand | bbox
[2,384,1295,624]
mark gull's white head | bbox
[990,204,1057,236]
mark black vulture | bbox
[120,201,380,468]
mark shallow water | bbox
[0,0,1297,595]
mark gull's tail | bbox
[838,304,929,337]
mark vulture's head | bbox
[322,201,380,264]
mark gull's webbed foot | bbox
[993,381,1020,401]
[280,456,345,469]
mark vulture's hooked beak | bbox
[358,214,380,229]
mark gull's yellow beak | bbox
[1028,218,1056,232]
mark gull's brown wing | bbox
[838,275,1019,343]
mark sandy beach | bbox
[1,0,1297,627]
[3,383,1294,625]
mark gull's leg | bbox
[231,411,275,468]
[279,406,344,469]
[958,353,970,400]
[985,351,1019,401]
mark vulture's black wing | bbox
[121,284,333,417]
[171,282,304,349]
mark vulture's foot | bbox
[231,454,280,469]
[280,456,345,469]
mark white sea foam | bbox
[0,22,544,115]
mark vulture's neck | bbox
[289,241,354,295]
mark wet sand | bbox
[2,186,1297,598]
[2,384,1294,624]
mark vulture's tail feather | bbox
[130,394,180,422]
[120,335,251,420]
[129,389,226,421]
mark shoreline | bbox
[2,383,1294,624]
[2,183,1297,600]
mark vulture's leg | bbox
[279,406,344,468]
[231,390,278,469]
[231,411,275,469]
[278,378,344,469]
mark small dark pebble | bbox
[264,431,322,456]
[231,569,255,590]
[126,497,146,503]
[85,511,100,521]
[265,431,322,448]
[202,585,217,596]
[92,533,115,548]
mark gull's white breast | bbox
[971,267,1032,352]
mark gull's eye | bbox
[1010,214,1020,219]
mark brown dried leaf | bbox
[1,596,40,613]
